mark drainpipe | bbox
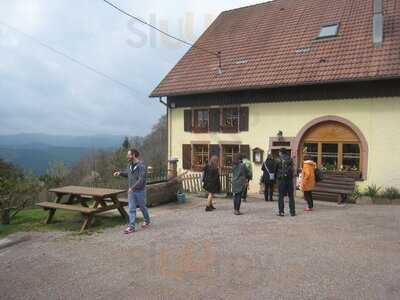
[158,97,173,162]
[373,0,383,48]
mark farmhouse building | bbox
[151,0,400,193]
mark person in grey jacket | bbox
[113,148,151,234]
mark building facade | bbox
[151,0,400,193]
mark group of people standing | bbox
[115,147,318,235]
[202,148,317,216]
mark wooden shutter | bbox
[209,109,221,132]
[209,144,220,160]
[239,107,249,132]
[240,145,251,160]
[184,110,192,132]
[182,144,192,170]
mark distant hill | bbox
[0,133,125,148]
[0,134,126,175]
[0,145,91,175]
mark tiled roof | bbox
[150,0,400,97]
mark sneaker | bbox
[234,210,243,215]
[290,213,296,217]
[205,206,213,212]
[123,226,135,234]
[210,204,216,210]
[304,208,313,212]
[141,221,151,229]
[277,212,285,217]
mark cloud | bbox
[0,0,267,136]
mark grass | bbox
[0,207,134,239]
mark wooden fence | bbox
[181,170,232,195]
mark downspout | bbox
[158,97,172,161]
[373,0,383,48]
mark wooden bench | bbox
[37,202,96,214]
[37,186,128,232]
[313,174,356,203]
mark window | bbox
[318,24,339,39]
[184,107,248,134]
[321,144,338,170]
[303,143,318,163]
[301,142,361,173]
[194,110,209,131]
[192,144,209,170]
[222,145,240,167]
[222,108,239,132]
[342,144,360,171]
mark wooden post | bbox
[168,158,179,180]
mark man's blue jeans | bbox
[128,190,150,227]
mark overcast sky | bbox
[0,0,267,137]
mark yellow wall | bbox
[168,97,400,193]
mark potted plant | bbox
[176,184,187,204]
[380,187,400,205]
[362,184,382,205]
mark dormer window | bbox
[318,23,339,39]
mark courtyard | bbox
[1,196,399,300]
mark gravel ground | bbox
[1,196,400,300]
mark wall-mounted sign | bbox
[252,148,264,164]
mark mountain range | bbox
[0,134,126,175]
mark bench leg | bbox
[45,209,56,224]
[111,196,128,221]
[80,214,94,233]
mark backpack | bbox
[315,168,323,182]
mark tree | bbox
[0,173,42,224]
[122,136,130,150]
[0,159,22,179]
[42,161,71,188]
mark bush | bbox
[0,174,43,224]
[351,185,363,201]
[382,187,400,200]
[363,184,381,198]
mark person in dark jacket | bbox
[232,153,250,215]
[241,153,253,202]
[203,155,221,212]
[276,148,296,217]
[113,148,151,234]
[261,153,278,202]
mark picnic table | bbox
[37,186,128,232]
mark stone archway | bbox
[292,116,369,179]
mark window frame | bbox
[221,107,240,133]
[192,144,209,171]
[301,141,362,173]
[193,109,210,133]
[221,144,240,168]
[316,23,340,39]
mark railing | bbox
[181,169,232,195]
[147,170,168,184]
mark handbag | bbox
[263,162,275,181]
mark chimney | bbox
[373,0,383,48]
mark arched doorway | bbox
[293,116,368,179]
